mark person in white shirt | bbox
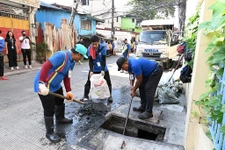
[19,30,32,69]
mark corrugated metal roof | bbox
[40,1,62,10]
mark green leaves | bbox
[220,125,225,134]
[212,50,225,64]
[221,104,225,113]
[208,1,225,18]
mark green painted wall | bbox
[135,27,142,33]
[121,17,136,31]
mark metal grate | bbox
[209,67,225,150]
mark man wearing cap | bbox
[116,57,163,119]
[34,44,88,143]
[121,39,131,73]
[81,35,113,102]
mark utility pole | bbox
[111,0,115,40]
[69,0,79,48]
[69,0,78,27]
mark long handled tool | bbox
[121,97,133,149]
[49,92,84,104]
[167,54,184,82]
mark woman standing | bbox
[5,31,19,70]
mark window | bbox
[81,0,89,5]
[116,17,119,22]
[81,20,92,30]
[132,18,135,23]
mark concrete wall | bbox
[194,125,214,150]
[36,9,97,36]
[184,0,215,149]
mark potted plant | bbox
[36,42,52,63]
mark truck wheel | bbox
[163,59,172,70]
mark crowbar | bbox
[121,97,133,149]
[49,92,84,104]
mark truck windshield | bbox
[139,31,167,44]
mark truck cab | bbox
[136,20,180,69]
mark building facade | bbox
[36,2,101,37]
[0,0,39,62]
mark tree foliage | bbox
[127,0,176,20]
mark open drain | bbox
[101,115,166,141]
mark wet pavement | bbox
[59,87,132,147]
[0,54,186,150]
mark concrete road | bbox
[0,54,186,150]
[0,55,130,150]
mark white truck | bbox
[136,19,180,69]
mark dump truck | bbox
[136,19,181,69]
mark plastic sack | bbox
[157,83,180,104]
[90,74,110,99]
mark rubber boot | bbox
[44,117,61,143]
[55,104,73,124]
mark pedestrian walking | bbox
[81,35,113,102]
[107,41,112,56]
[5,31,19,70]
[77,37,84,45]
[116,57,163,119]
[34,44,88,143]
[121,39,131,73]
[0,30,8,80]
[19,30,32,69]
[111,40,115,55]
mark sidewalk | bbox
[4,61,42,76]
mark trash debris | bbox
[157,80,183,104]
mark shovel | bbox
[121,97,133,149]
[49,92,84,104]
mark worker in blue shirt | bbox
[116,57,163,119]
[81,35,113,102]
[34,44,88,143]
[122,38,131,58]
[121,38,131,73]
[0,30,8,80]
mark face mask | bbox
[23,34,26,36]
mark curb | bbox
[5,67,41,76]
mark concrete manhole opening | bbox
[101,115,166,141]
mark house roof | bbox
[40,1,62,10]
[85,15,104,23]
[51,3,86,15]
[51,3,72,11]
[39,2,103,22]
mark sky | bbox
[41,0,198,28]
[41,0,130,9]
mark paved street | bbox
[0,54,186,150]
[0,54,131,150]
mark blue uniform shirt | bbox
[0,36,5,52]
[128,58,157,78]
[88,43,108,72]
[122,43,131,58]
[34,50,75,93]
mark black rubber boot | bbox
[55,104,73,124]
[108,96,113,103]
[133,106,145,112]
[138,112,153,120]
[44,117,61,143]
